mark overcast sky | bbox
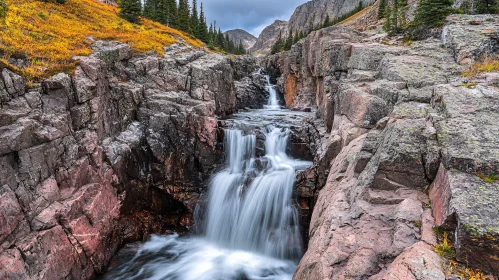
[199,0,309,37]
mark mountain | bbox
[224,29,257,50]
[250,0,375,55]
[250,20,288,56]
[287,0,375,32]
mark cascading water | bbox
[103,75,311,280]
[265,75,280,109]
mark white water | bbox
[104,75,311,280]
[442,25,449,45]
[265,75,281,109]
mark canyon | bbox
[1,1,499,280]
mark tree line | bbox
[270,1,365,54]
[119,0,246,54]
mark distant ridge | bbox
[224,29,257,51]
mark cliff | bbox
[264,14,499,278]
[287,0,376,32]
[251,0,378,55]
[0,42,266,279]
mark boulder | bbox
[430,165,499,274]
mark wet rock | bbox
[189,53,236,116]
[235,73,268,109]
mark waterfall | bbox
[265,75,280,109]
[442,25,449,45]
[104,74,311,280]
[204,126,302,260]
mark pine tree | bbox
[177,0,191,33]
[166,0,178,28]
[190,0,200,37]
[284,28,293,50]
[143,0,157,21]
[237,40,246,54]
[217,28,224,49]
[408,0,452,39]
[119,0,142,23]
[412,0,453,27]
[476,0,499,14]
[299,30,305,40]
[271,31,284,54]
[382,2,393,33]
[378,0,388,19]
[208,23,214,39]
[293,31,299,44]
[197,3,209,43]
[323,14,331,28]
[156,0,167,24]
[392,0,399,33]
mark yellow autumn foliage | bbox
[0,0,203,81]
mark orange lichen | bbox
[0,0,203,81]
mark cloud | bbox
[199,0,308,36]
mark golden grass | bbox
[446,261,487,280]
[434,232,456,259]
[463,56,499,77]
[0,0,203,81]
[337,5,372,26]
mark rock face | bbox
[224,29,258,51]
[250,20,288,56]
[0,42,267,280]
[264,15,499,278]
[288,0,375,32]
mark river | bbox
[101,75,312,280]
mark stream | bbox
[101,76,313,280]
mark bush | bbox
[0,0,7,18]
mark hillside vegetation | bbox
[0,0,203,81]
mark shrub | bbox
[477,173,499,183]
[463,56,499,77]
[0,0,202,81]
[434,232,456,259]
[0,0,7,18]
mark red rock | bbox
[0,188,24,243]
[0,249,29,280]
[376,242,444,280]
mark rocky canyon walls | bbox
[264,15,499,278]
[0,42,266,279]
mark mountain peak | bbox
[224,29,258,50]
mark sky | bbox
[199,0,309,37]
